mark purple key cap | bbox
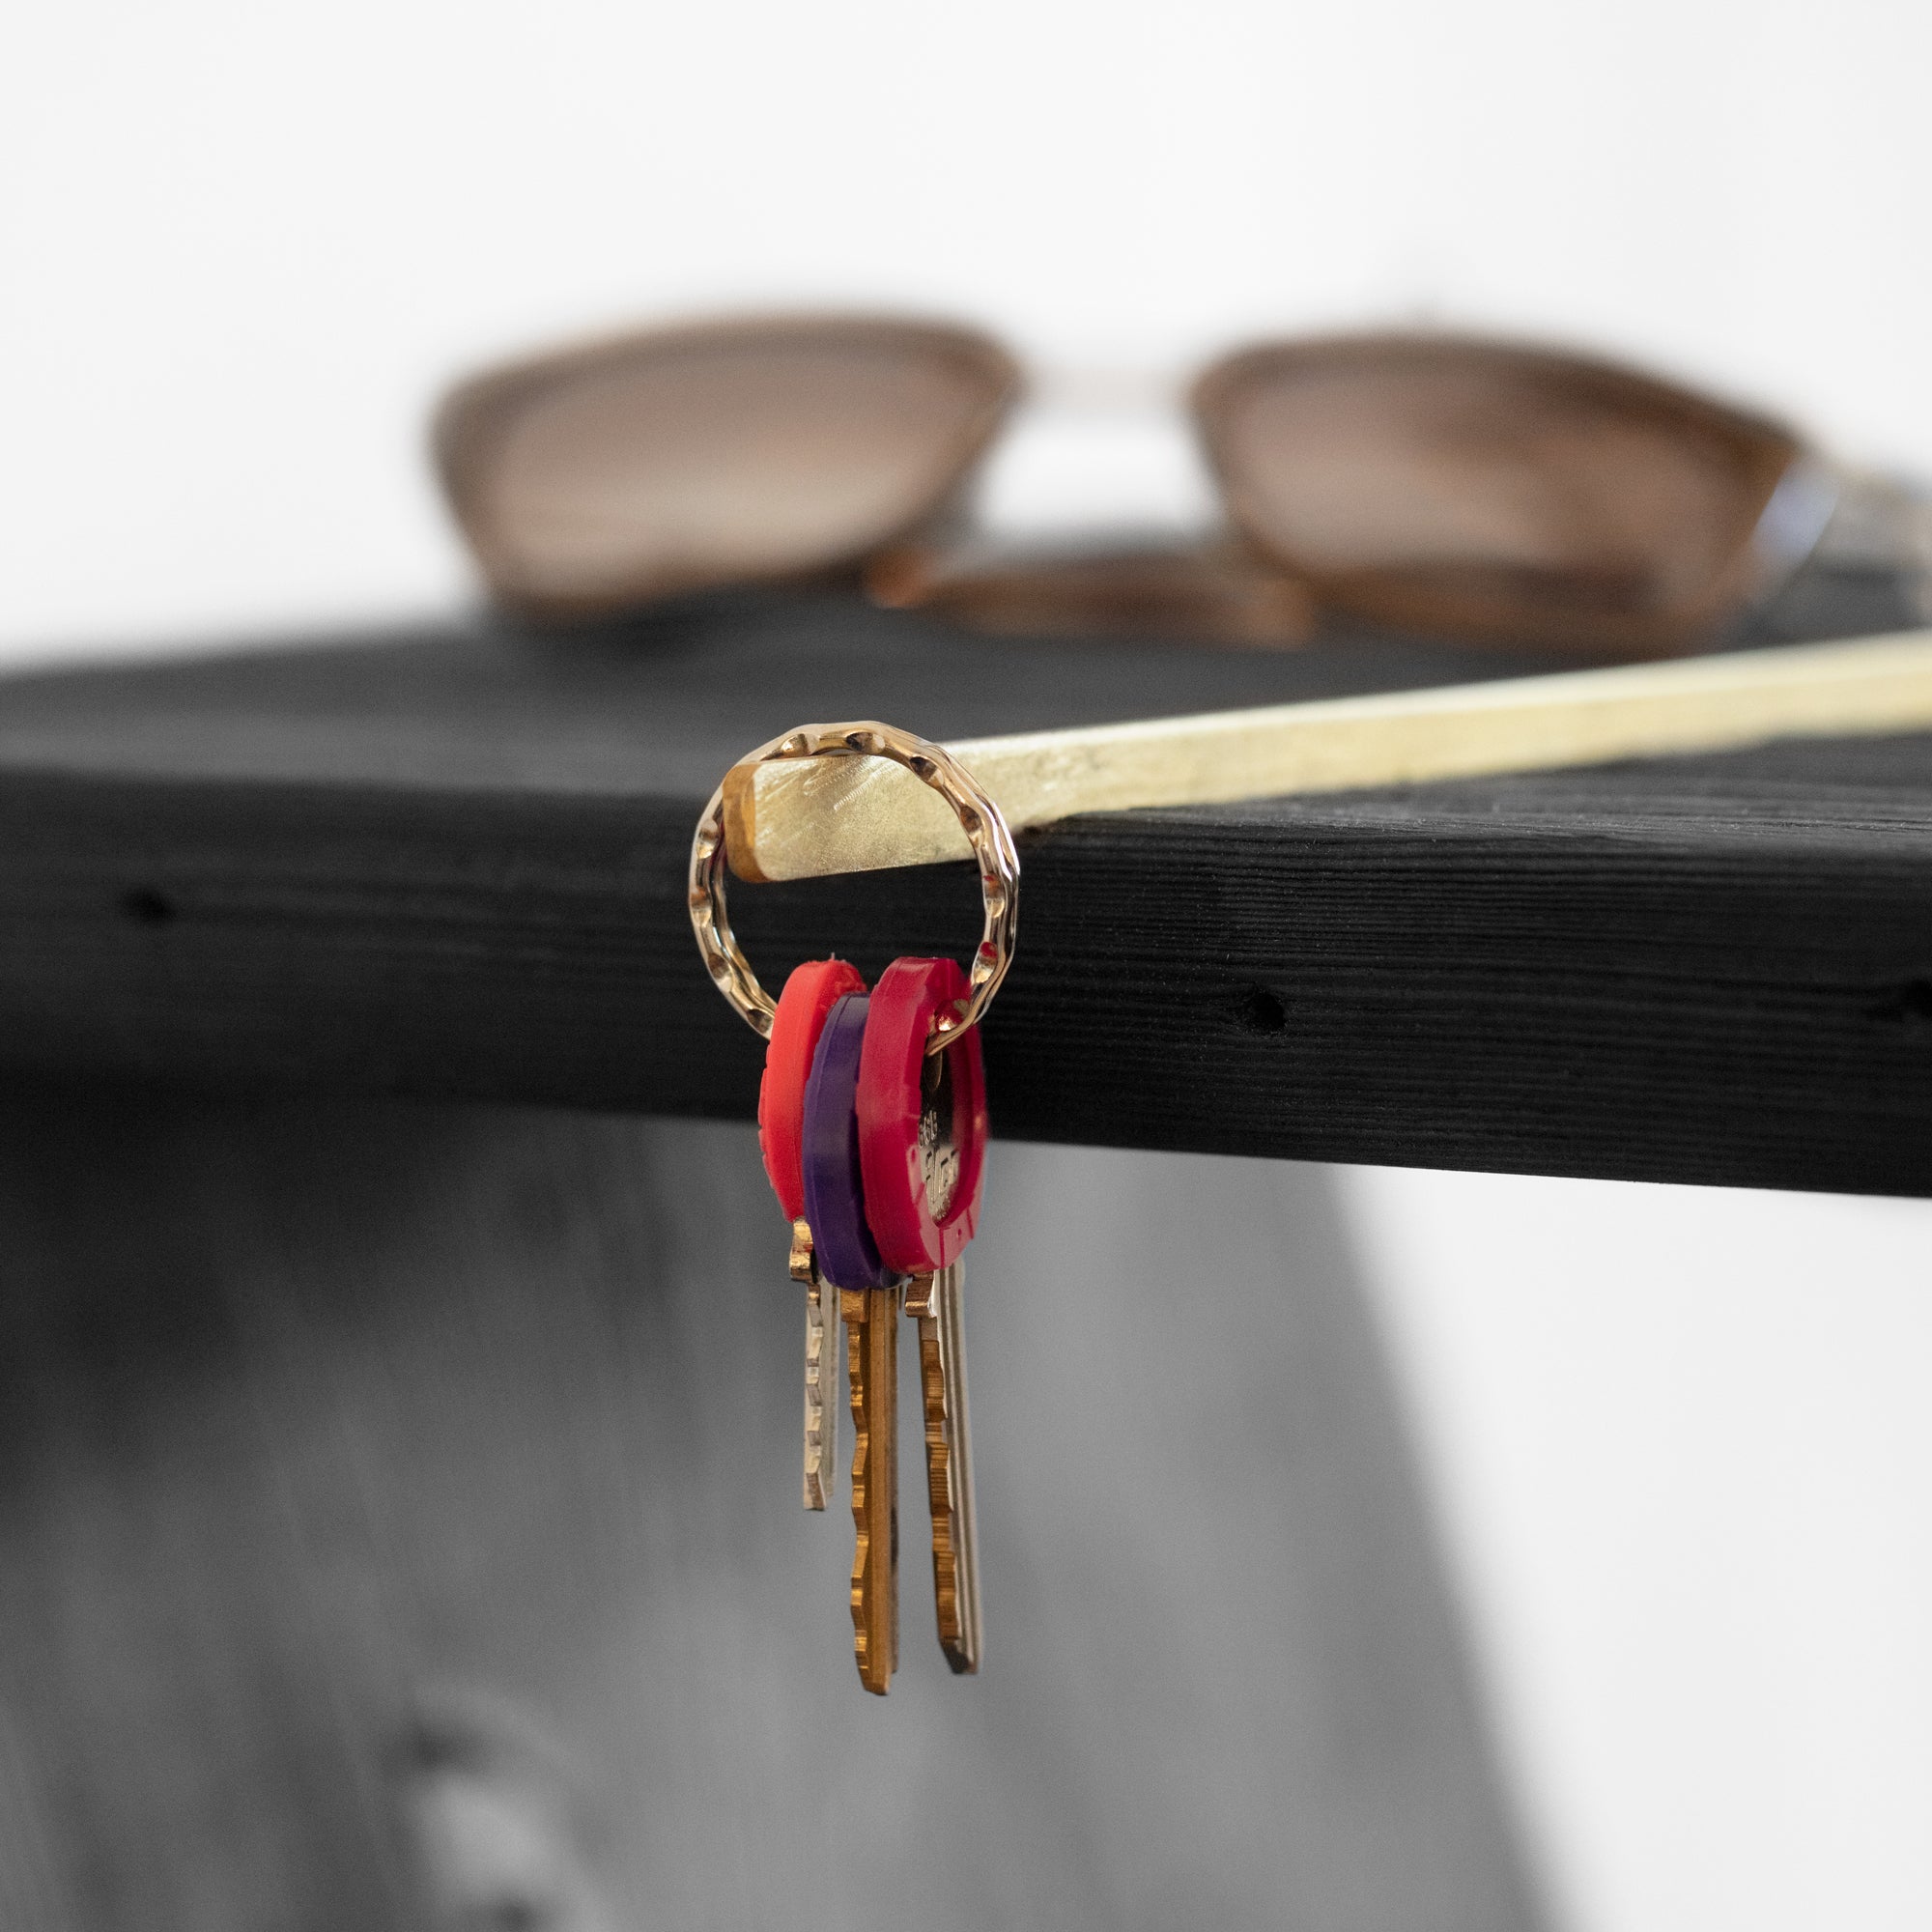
[802,992,900,1292]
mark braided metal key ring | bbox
[689,721,1020,1052]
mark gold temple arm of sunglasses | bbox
[724,627,1932,882]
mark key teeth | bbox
[919,1264,982,1676]
[919,1321,964,1660]
[798,1224,836,1513]
[847,1303,872,1678]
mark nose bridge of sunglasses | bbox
[1024,364,1186,412]
[969,375,1220,543]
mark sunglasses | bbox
[434,314,1932,656]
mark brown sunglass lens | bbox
[440,324,1015,615]
[1204,343,1798,650]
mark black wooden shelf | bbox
[5,592,1931,1196]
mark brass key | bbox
[791,1220,839,1512]
[690,722,1019,1697]
[906,1261,981,1673]
[842,1283,899,1694]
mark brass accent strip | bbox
[724,628,1932,881]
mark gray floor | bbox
[0,1100,1544,1931]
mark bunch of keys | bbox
[690,723,1019,1694]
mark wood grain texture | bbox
[1,591,1930,1194]
[0,1094,1543,1931]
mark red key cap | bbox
[758,958,866,1222]
[857,955,988,1276]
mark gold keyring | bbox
[689,721,1020,1052]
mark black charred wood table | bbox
[2,591,1929,1196]
[3,591,1925,1929]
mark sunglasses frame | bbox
[433,312,1022,618]
[1191,331,1806,654]
[436,313,1888,656]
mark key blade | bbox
[843,1284,899,1694]
[915,1262,981,1674]
[941,1262,983,1672]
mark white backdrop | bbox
[6,3,1932,1925]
